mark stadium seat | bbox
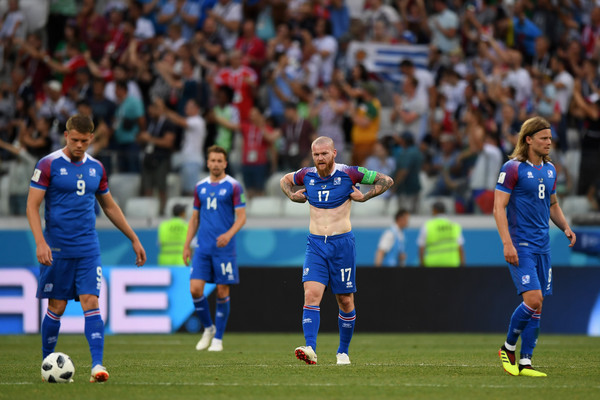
[246,196,284,217]
[108,173,141,208]
[282,199,311,217]
[166,173,182,198]
[164,196,195,218]
[560,196,591,216]
[351,196,388,217]
[265,172,287,197]
[124,197,160,219]
[418,196,455,215]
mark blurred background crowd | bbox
[1,0,600,218]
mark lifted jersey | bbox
[30,150,108,258]
[495,159,557,254]
[293,164,376,209]
[193,175,245,255]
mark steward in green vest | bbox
[158,204,188,266]
[418,201,465,267]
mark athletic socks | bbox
[506,302,536,346]
[337,309,356,355]
[302,305,320,350]
[214,296,230,340]
[520,312,541,360]
[41,309,61,358]
[84,308,104,367]
[193,296,214,329]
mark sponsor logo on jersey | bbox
[89,168,96,177]
[334,177,341,185]
[77,174,82,179]
[522,275,530,285]
[527,171,533,179]
[547,170,553,178]
[219,188,227,196]
[309,179,315,186]
[44,283,54,292]
[60,168,68,175]
[497,172,506,184]
[32,168,41,182]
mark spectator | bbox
[309,83,349,161]
[138,101,177,215]
[425,0,460,54]
[280,101,315,171]
[155,97,206,196]
[20,117,52,161]
[76,0,109,61]
[428,133,460,197]
[374,208,409,267]
[0,0,26,71]
[550,56,574,152]
[214,49,258,121]
[350,82,380,166]
[327,0,350,40]
[390,76,428,144]
[512,0,542,60]
[313,18,338,85]
[157,0,199,42]
[364,139,396,199]
[104,64,143,103]
[266,51,297,127]
[235,19,267,78]
[113,80,145,173]
[239,106,280,199]
[392,132,424,213]
[38,80,76,146]
[418,200,465,267]
[0,128,36,215]
[209,0,243,51]
[158,203,188,266]
[209,85,240,155]
[362,0,401,40]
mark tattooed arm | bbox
[280,173,307,203]
[350,172,394,203]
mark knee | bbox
[525,296,543,311]
[337,295,354,312]
[190,285,203,299]
[304,289,321,305]
[216,285,230,298]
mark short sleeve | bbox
[495,160,519,194]
[293,167,309,186]
[30,157,52,190]
[377,230,394,252]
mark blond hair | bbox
[509,116,552,163]
[311,136,334,150]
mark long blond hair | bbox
[509,116,552,163]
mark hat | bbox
[48,80,62,92]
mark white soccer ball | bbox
[41,352,75,383]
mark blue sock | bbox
[520,312,541,360]
[84,309,104,367]
[193,296,214,329]
[302,305,320,350]
[337,309,356,355]
[506,302,536,346]
[214,296,230,340]
[41,309,61,359]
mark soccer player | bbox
[27,115,146,383]
[494,116,576,377]
[280,136,393,365]
[183,145,246,352]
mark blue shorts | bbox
[190,251,239,284]
[36,256,102,300]
[508,252,552,296]
[302,232,356,294]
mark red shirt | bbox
[235,36,266,77]
[240,121,271,165]
[62,55,87,94]
[214,66,257,121]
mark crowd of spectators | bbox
[1,0,600,217]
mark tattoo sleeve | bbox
[362,172,393,201]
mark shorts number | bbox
[318,190,329,202]
[220,262,233,275]
[207,197,217,210]
[340,268,351,282]
[538,184,545,199]
[76,180,85,196]
[96,266,102,290]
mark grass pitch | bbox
[1,333,599,400]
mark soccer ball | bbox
[41,352,75,383]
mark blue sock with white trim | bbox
[193,296,214,329]
[520,312,541,361]
[337,309,356,355]
[84,308,104,367]
[302,305,320,350]
[506,302,535,347]
[42,309,61,359]
[214,296,230,340]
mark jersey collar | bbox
[60,150,88,164]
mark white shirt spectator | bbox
[212,0,243,50]
[181,115,207,165]
[104,80,143,103]
[469,142,503,191]
[554,70,574,114]
[134,17,155,40]
[504,67,533,105]
[313,35,338,85]
[393,90,428,143]
[428,8,459,53]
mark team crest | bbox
[200,188,206,194]
[89,168,96,177]
[547,170,554,178]
[77,174,82,179]
[60,168,68,175]
[219,188,227,196]
[527,171,533,179]
[309,179,315,186]
[522,275,530,285]
[334,177,341,185]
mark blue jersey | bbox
[293,164,376,209]
[30,150,109,259]
[193,175,245,255]
[495,159,557,254]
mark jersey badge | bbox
[309,179,315,186]
[522,275,530,285]
[303,268,309,276]
[32,168,41,182]
[60,168,68,175]
[547,170,553,178]
[538,178,543,183]
[219,188,227,196]
[89,168,96,177]
[334,177,341,185]
[201,188,206,194]
[527,171,533,179]
[77,174,82,179]
[497,172,505,184]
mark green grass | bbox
[1,333,600,400]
